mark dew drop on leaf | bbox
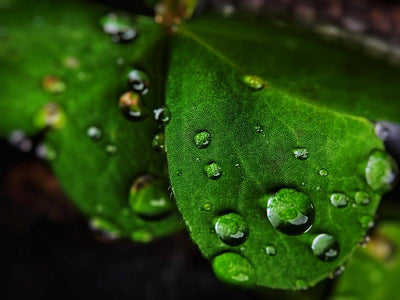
[330,193,349,208]
[127,69,149,95]
[355,191,371,206]
[131,228,153,243]
[86,125,103,141]
[254,124,264,133]
[212,252,256,287]
[63,56,80,69]
[264,188,315,235]
[213,212,248,246]
[105,144,118,156]
[319,169,328,177]
[153,106,171,125]
[311,233,339,262]
[359,215,375,229]
[42,75,66,93]
[101,12,138,43]
[293,148,309,160]
[242,75,266,91]
[265,245,277,256]
[365,149,398,193]
[33,102,66,130]
[194,130,211,149]
[89,217,121,240]
[35,142,58,161]
[204,162,222,180]
[119,91,148,121]
[152,132,165,152]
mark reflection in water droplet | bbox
[127,69,149,95]
[330,193,349,208]
[153,107,170,125]
[312,233,339,261]
[89,217,121,240]
[152,132,165,152]
[194,131,211,149]
[129,174,173,218]
[213,213,248,246]
[265,245,277,256]
[86,126,103,141]
[355,191,371,206]
[35,142,58,161]
[360,215,375,229]
[131,228,153,243]
[33,102,66,130]
[105,144,118,156]
[375,122,390,141]
[212,252,256,287]
[119,91,147,121]
[264,188,314,235]
[242,75,266,91]
[101,12,138,43]
[293,148,309,160]
[204,162,222,180]
[365,149,398,193]
[42,75,66,93]
[319,169,328,177]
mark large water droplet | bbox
[119,91,148,121]
[212,252,256,287]
[33,102,66,130]
[330,193,349,208]
[129,174,174,219]
[204,162,222,180]
[153,107,170,125]
[194,131,211,149]
[35,142,58,161]
[265,245,277,256]
[264,188,314,235]
[89,217,121,240]
[127,69,149,95]
[101,12,138,43]
[242,75,266,91]
[152,132,165,152]
[86,125,103,141]
[293,148,309,160]
[131,228,153,243]
[311,233,339,261]
[365,149,398,192]
[355,191,371,206]
[213,213,248,246]
[42,75,66,93]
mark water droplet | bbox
[35,142,58,161]
[152,132,165,152]
[33,102,66,130]
[42,75,66,93]
[119,91,148,121]
[212,252,256,287]
[18,138,33,152]
[295,279,307,290]
[204,162,222,180]
[242,75,266,91]
[177,170,182,176]
[201,203,211,211]
[319,169,328,177]
[360,215,374,229]
[195,157,201,163]
[86,126,103,141]
[265,245,277,256]
[316,186,322,192]
[365,149,398,192]
[265,188,314,235]
[330,193,349,208]
[129,174,174,219]
[89,217,121,240]
[131,228,153,243]
[375,122,390,141]
[63,56,80,69]
[153,107,170,125]
[116,57,125,66]
[235,163,240,168]
[127,69,149,95]
[194,131,211,149]
[8,129,26,146]
[101,12,138,43]
[105,144,118,156]
[329,265,345,279]
[293,148,309,160]
[311,233,339,261]
[254,124,264,133]
[213,213,248,246]
[355,191,371,206]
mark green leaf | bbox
[165,16,399,289]
[0,0,182,240]
[331,222,400,300]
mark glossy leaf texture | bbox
[165,15,400,289]
[0,0,182,241]
[331,222,400,300]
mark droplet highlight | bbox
[153,107,170,125]
[105,144,118,156]
[152,132,165,152]
[213,212,248,246]
[33,102,66,130]
[35,142,58,161]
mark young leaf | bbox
[165,16,399,289]
[0,0,182,240]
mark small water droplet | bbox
[152,132,165,152]
[375,122,390,141]
[131,228,153,243]
[153,107,170,125]
[265,245,277,256]
[194,131,211,149]
[360,215,375,229]
[33,102,66,130]
[127,69,149,95]
[204,162,222,180]
[213,212,248,246]
[319,169,328,177]
[35,142,58,161]
[195,157,201,163]
[212,252,256,287]
[89,217,121,240]
[101,12,138,43]
[330,193,349,208]
[18,138,33,152]
[42,75,66,93]
[329,266,345,279]
[293,148,309,160]
[63,56,80,69]
[8,129,26,146]
[264,188,314,235]
[105,144,118,156]
[86,126,103,141]
[311,233,339,261]
[254,124,264,133]
[129,174,173,219]
[242,75,266,91]
[355,191,371,206]
[177,170,182,176]
[201,203,211,211]
[116,57,125,66]
[235,163,240,168]
[119,91,148,121]
[365,149,398,193]
[316,186,322,192]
